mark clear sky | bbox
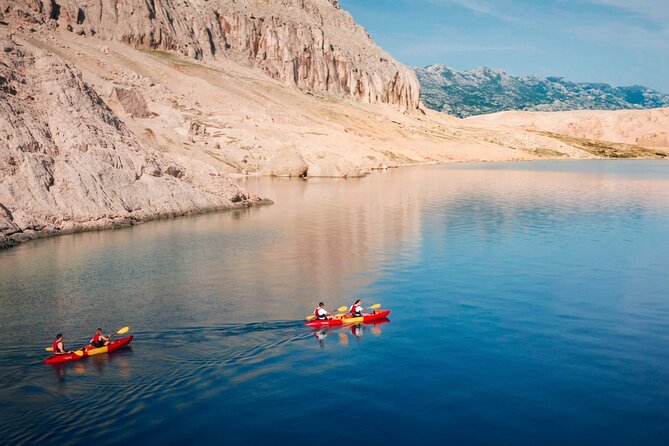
[339,0,669,92]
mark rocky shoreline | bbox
[0,197,272,250]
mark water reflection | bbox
[49,348,134,382]
[313,328,328,347]
[311,318,391,348]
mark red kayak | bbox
[44,336,133,364]
[305,310,391,327]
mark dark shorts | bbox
[91,341,105,348]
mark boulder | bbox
[110,86,152,118]
[269,147,308,177]
[307,153,368,178]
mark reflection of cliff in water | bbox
[0,162,667,329]
[237,175,429,312]
[240,162,669,310]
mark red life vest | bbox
[314,308,321,317]
[92,333,100,344]
[350,304,361,314]
[52,340,63,354]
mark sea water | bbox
[1,161,668,445]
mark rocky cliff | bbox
[0,32,263,249]
[2,0,419,109]
[416,65,669,118]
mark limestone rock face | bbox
[3,0,419,109]
[0,34,262,248]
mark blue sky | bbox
[339,0,669,92]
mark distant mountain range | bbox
[415,65,669,118]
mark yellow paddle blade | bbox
[336,306,348,312]
[45,347,53,351]
[116,326,130,335]
[370,303,381,309]
[306,315,316,321]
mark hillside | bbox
[466,108,669,150]
[1,1,667,249]
[416,65,669,118]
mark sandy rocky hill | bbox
[416,64,669,118]
[1,1,668,248]
[467,108,669,151]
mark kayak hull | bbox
[305,310,391,327]
[44,335,133,364]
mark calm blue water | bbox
[1,161,669,445]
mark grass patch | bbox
[536,131,667,159]
[532,148,568,158]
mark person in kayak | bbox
[349,299,365,317]
[89,328,110,348]
[52,334,72,355]
[314,302,332,320]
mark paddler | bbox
[89,328,111,348]
[314,302,332,320]
[349,299,365,317]
[52,334,72,355]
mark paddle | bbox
[108,326,130,340]
[44,345,85,356]
[45,327,130,352]
[306,306,347,321]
